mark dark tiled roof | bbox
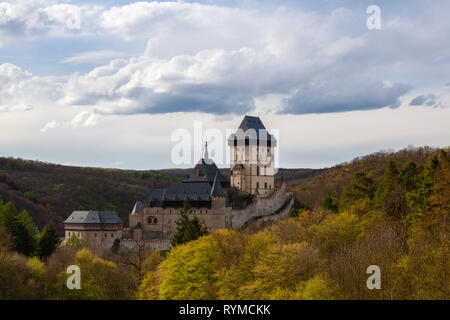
[192,158,229,184]
[228,115,276,142]
[64,211,122,224]
[211,173,225,197]
[143,182,212,207]
[132,201,143,213]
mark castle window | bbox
[147,216,158,224]
[265,182,267,189]
[104,233,107,238]
[111,233,114,238]
[257,166,260,176]
[94,233,97,237]
[256,182,259,188]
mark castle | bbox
[64,115,291,249]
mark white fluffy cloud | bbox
[0,63,61,111]
[0,0,103,41]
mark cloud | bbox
[61,50,129,65]
[409,84,450,108]
[40,111,99,132]
[0,63,60,112]
[281,78,413,114]
[2,1,450,118]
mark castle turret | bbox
[228,115,276,195]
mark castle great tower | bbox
[228,115,276,196]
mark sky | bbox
[0,0,449,170]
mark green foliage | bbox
[343,171,376,206]
[66,233,84,248]
[0,201,37,256]
[321,195,339,213]
[36,224,60,260]
[159,235,219,299]
[57,248,135,300]
[171,202,208,247]
[23,191,37,203]
[142,172,182,182]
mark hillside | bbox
[0,146,443,233]
[289,146,444,209]
[0,159,181,232]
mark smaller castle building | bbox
[130,158,231,241]
[63,211,123,246]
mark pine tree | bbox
[0,201,37,256]
[171,202,208,247]
[36,224,60,260]
[343,171,376,206]
[375,161,408,221]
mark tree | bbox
[0,202,37,256]
[111,238,120,254]
[171,201,208,247]
[342,171,376,206]
[321,195,339,213]
[66,233,84,248]
[36,224,60,260]
[375,161,408,221]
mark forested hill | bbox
[0,159,184,232]
[289,146,445,210]
[0,146,445,233]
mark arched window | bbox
[265,182,267,189]
[154,217,158,224]
[256,166,260,176]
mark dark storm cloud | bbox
[279,79,412,115]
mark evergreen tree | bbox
[111,238,121,254]
[171,202,208,247]
[0,201,37,256]
[36,224,60,260]
[342,171,376,205]
[321,195,339,213]
[375,161,408,221]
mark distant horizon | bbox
[1,144,446,172]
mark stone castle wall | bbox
[231,183,291,228]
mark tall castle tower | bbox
[228,115,276,196]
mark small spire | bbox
[204,140,209,160]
